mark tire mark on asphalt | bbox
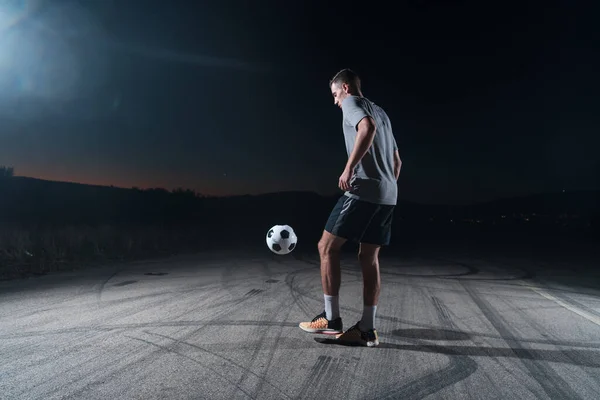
[296,355,329,395]
[245,289,264,297]
[461,280,583,400]
[126,334,256,399]
[376,297,478,400]
[98,259,261,325]
[248,283,304,398]
[233,284,284,398]
[99,265,259,328]
[25,264,282,398]
[529,280,600,321]
[499,293,600,395]
[11,330,140,399]
[43,285,277,400]
[222,262,306,398]
[3,330,109,396]
[4,280,227,319]
[436,297,548,397]
[295,356,331,399]
[285,271,314,317]
[0,320,299,339]
[53,333,192,400]
[96,288,210,327]
[435,295,508,394]
[3,259,317,398]
[112,280,137,287]
[0,275,108,320]
[379,343,478,400]
[294,355,360,400]
[435,258,535,281]
[260,258,274,281]
[288,253,326,317]
[292,252,319,267]
[93,265,303,399]
[97,268,122,303]
[382,260,480,279]
[214,258,304,395]
[141,331,293,400]
[95,282,223,307]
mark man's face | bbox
[331,82,350,108]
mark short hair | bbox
[329,68,361,93]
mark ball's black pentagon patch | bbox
[280,229,290,239]
[267,229,274,238]
[288,242,296,251]
[272,243,281,251]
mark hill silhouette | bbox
[0,175,598,279]
[1,175,597,229]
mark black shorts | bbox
[324,195,395,246]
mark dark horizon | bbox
[3,172,599,212]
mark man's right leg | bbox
[318,230,347,319]
[299,196,359,335]
[298,230,347,334]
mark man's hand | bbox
[338,168,353,191]
[393,149,402,180]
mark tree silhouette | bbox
[0,166,14,178]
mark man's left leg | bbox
[335,204,394,347]
[357,242,381,332]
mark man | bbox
[299,68,402,347]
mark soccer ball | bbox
[266,224,298,255]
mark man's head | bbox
[330,68,362,108]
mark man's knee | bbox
[358,243,381,263]
[318,230,346,255]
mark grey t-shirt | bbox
[341,95,398,205]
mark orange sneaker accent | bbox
[299,311,343,334]
[299,316,327,330]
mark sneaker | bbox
[299,311,343,334]
[335,322,379,347]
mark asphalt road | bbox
[2,245,600,399]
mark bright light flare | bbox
[0,0,106,105]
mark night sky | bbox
[0,0,598,204]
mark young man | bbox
[299,69,402,347]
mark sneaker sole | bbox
[299,324,342,334]
[334,338,380,347]
[334,333,380,347]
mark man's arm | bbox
[344,116,376,173]
[393,149,402,180]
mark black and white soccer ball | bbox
[266,224,298,255]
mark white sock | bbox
[359,305,377,331]
[324,295,340,320]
